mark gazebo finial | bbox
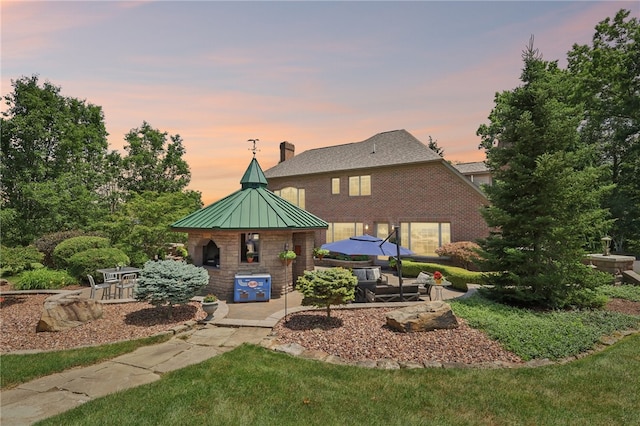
[248,138,260,158]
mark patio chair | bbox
[116,273,137,299]
[103,271,120,285]
[88,274,112,300]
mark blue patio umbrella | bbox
[321,234,414,256]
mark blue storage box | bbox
[234,274,271,302]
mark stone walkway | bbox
[0,278,470,425]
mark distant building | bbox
[264,130,490,257]
[453,161,492,187]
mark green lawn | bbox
[1,285,638,424]
[1,334,171,389]
[37,336,640,426]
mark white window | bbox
[348,175,371,196]
[331,177,340,194]
[275,187,305,209]
[400,222,451,256]
[326,222,364,243]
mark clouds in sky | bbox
[2,1,637,204]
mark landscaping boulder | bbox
[386,301,459,333]
[37,297,103,332]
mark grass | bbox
[2,284,639,424]
[36,336,640,426]
[0,334,171,389]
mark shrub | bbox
[35,230,104,268]
[67,248,130,282]
[400,260,484,291]
[297,267,357,317]
[135,260,210,319]
[435,241,484,270]
[15,268,77,290]
[0,245,44,276]
[53,236,110,269]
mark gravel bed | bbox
[273,308,524,365]
[0,292,206,353]
[272,299,640,365]
[2,283,638,363]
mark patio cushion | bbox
[353,269,368,282]
[366,268,381,281]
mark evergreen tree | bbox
[476,40,611,308]
[427,135,445,157]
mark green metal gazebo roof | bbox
[171,158,328,231]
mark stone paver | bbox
[0,279,470,425]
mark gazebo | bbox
[171,156,328,301]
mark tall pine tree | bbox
[476,40,611,308]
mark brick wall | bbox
[267,160,490,247]
[185,230,315,301]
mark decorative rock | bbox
[37,298,103,332]
[274,342,306,356]
[385,301,459,333]
[377,358,401,369]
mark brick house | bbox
[453,161,492,187]
[263,129,490,257]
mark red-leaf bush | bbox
[435,241,484,271]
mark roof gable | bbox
[264,129,443,178]
[453,161,489,174]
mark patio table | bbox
[96,267,142,298]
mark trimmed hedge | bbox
[67,248,130,282]
[0,245,44,276]
[53,236,110,269]
[35,230,103,268]
[400,260,484,291]
[15,268,77,290]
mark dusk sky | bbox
[3,1,638,204]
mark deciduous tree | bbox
[1,75,111,244]
[121,121,191,193]
[567,9,640,254]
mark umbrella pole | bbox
[381,226,404,302]
[394,226,403,302]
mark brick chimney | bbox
[279,141,295,163]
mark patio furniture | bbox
[88,274,112,300]
[116,273,137,299]
[352,267,388,302]
[415,271,449,301]
[97,267,142,283]
[103,271,120,286]
[365,284,421,302]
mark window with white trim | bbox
[274,187,305,209]
[326,222,364,243]
[348,175,371,196]
[331,177,340,194]
[400,222,451,256]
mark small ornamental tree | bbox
[435,241,483,270]
[296,267,357,318]
[134,260,209,319]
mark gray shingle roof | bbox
[264,129,443,178]
[453,161,489,174]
